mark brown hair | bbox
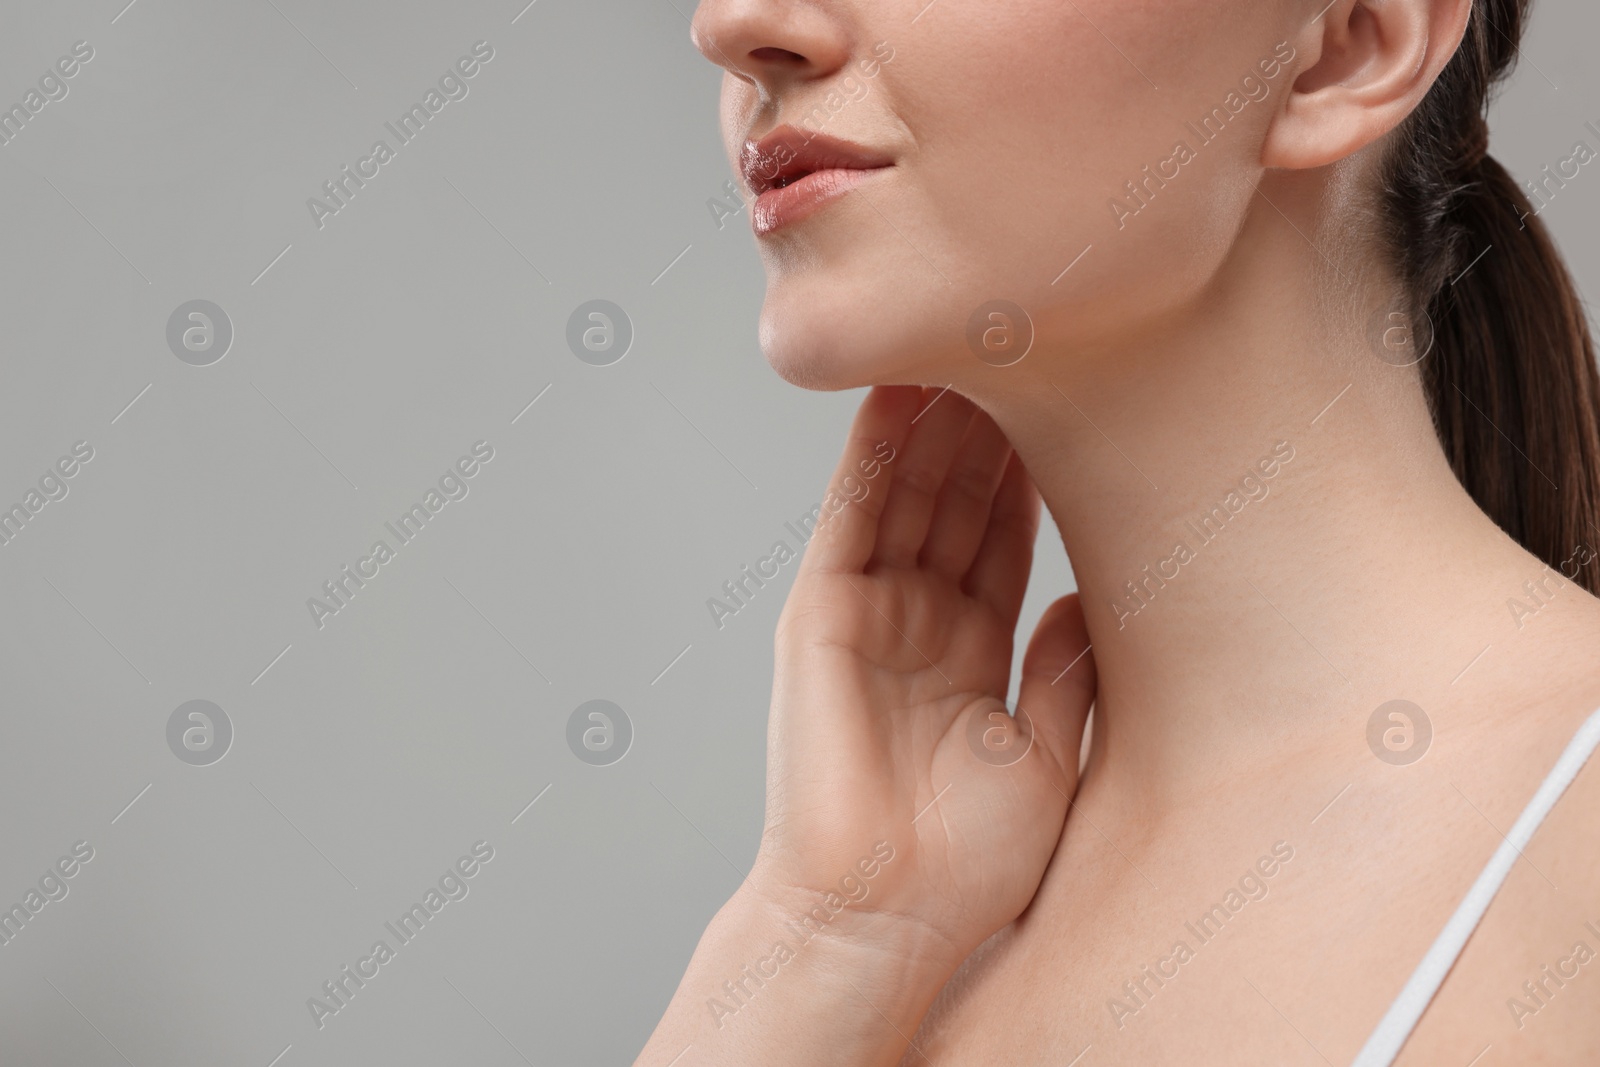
[1382,0,1600,589]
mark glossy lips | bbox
[740,127,894,236]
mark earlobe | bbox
[1261,0,1471,171]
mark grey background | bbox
[0,1,1595,1064]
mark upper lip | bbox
[739,126,894,197]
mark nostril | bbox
[749,46,807,64]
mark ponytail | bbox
[1383,0,1600,591]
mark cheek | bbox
[919,16,1259,319]
[989,29,1278,324]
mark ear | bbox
[1262,0,1473,170]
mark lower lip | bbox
[752,167,890,236]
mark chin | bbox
[758,317,869,391]
[756,271,965,392]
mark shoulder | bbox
[1453,706,1600,1062]
[1399,652,1600,1063]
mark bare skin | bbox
[637,0,1600,1062]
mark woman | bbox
[640,0,1600,1062]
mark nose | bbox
[690,0,851,95]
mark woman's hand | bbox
[635,385,1097,1067]
[752,384,1098,963]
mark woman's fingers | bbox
[919,408,1014,579]
[799,385,922,578]
[963,450,1042,626]
[1016,594,1096,783]
[869,387,976,570]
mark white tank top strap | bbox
[1351,704,1600,1066]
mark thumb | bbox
[1017,593,1097,785]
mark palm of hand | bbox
[755,387,1097,959]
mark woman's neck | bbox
[960,196,1551,798]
